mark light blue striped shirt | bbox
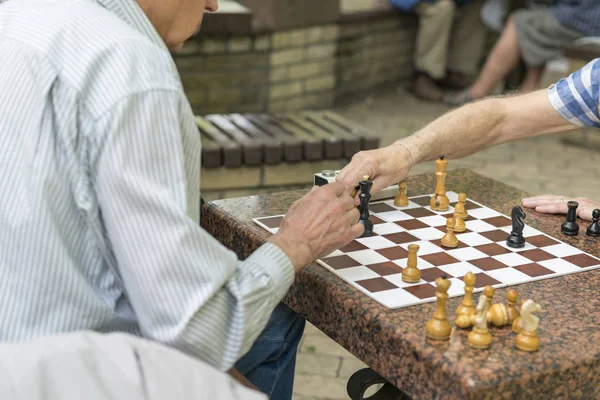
[0,0,294,371]
[548,58,600,128]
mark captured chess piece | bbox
[512,299,526,333]
[358,175,374,238]
[441,217,458,248]
[453,207,466,233]
[467,293,493,349]
[515,299,542,352]
[506,289,520,325]
[456,193,468,220]
[426,274,452,341]
[506,206,527,249]
[394,180,409,207]
[430,155,449,211]
[455,285,508,328]
[586,209,600,237]
[402,244,421,283]
[455,272,476,318]
[561,201,579,236]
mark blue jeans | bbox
[235,302,305,400]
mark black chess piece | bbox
[358,178,373,237]
[561,201,579,236]
[506,206,526,248]
[586,209,600,237]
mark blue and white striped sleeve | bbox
[548,58,600,128]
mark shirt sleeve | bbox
[547,58,600,128]
[92,89,295,371]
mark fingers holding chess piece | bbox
[586,209,600,237]
[402,244,421,283]
[358,175,374,238]
[394,180,409,207]
[426,274,452,341]
[467,293,493,349]
[515,299,542,352]
[441,217,458,248]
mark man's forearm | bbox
[397,97,509,163]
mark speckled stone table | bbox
[202,169,600,400]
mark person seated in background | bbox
[337,58,600,219]
[388,0,488,101]
[445,0,600,105]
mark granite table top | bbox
[201,169,600,400]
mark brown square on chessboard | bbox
[404,283,437,299]
[376,246,409,260]
[470,257,509,271]
[322,254,361,270]
[419,267,454,281]
[258,216,283,229]
[366,261,403,276]
[356,277,398,293]
[519,249,554,262]
[526,235,560,247]
[382,232,419,244]
[431,238,469,249]
[410,196,432,206]
[474,243,511,256]
[403,208,436,218]
[513,263,554,277]
[459,273,501,288]
[339,241,368,253]
[370,215,386,225]
[480,229,510,242]
[395,219,429,230]
[482,216,512,227]
[369,203,397,213]
[421,252,460,266]
[562,254,600,268]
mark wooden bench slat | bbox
[228,114,283,165]
[198,127,222,168]
[322,111,380,150]
[302,111,362,159]
[283,114,343,159]
[195,116,242,167]
[205,114,263,166]
[243,115,304,162]
[268,115,323,161]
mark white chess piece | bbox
[474,294,489,330]
[520,299,542,332]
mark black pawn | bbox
[506,206,526,248]
[561,201,579,236]
[586,209,600,237]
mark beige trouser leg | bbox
[414,0,456,79]
[446,0,487,75]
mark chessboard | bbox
[253,191,600,309]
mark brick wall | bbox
[173,12,418,114]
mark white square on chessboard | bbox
[424,205,456,215]
[542,243,583,258]
[538,258,581,274]
[382,200,421,210]
[418,215,448,227]
[500,225,539,237]
[373,223,404,235]
[335,266,381,282]
[346,249,389,265]
[271,227,279,233]
[467,208,502,219]
[384,273,426,288]
[377,210,413,222]
[438,262,484,278]
[356,235,397,250]
[485,268,532,285]
[325,249,344,258]
[497,241,537,252]
[465,220,497,233]
[447,277,466,296]
[446,247,489,261]
[410,227,445,241]
[370,288,420,309]
[392,257,436,270]
[456,232,493,246]
[446,191,460,203]
[493,252,532,267]
[400,240,444,255]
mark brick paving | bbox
[288,89,600,400]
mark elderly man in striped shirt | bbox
[0,0,363,399]
[338,58,600,218]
